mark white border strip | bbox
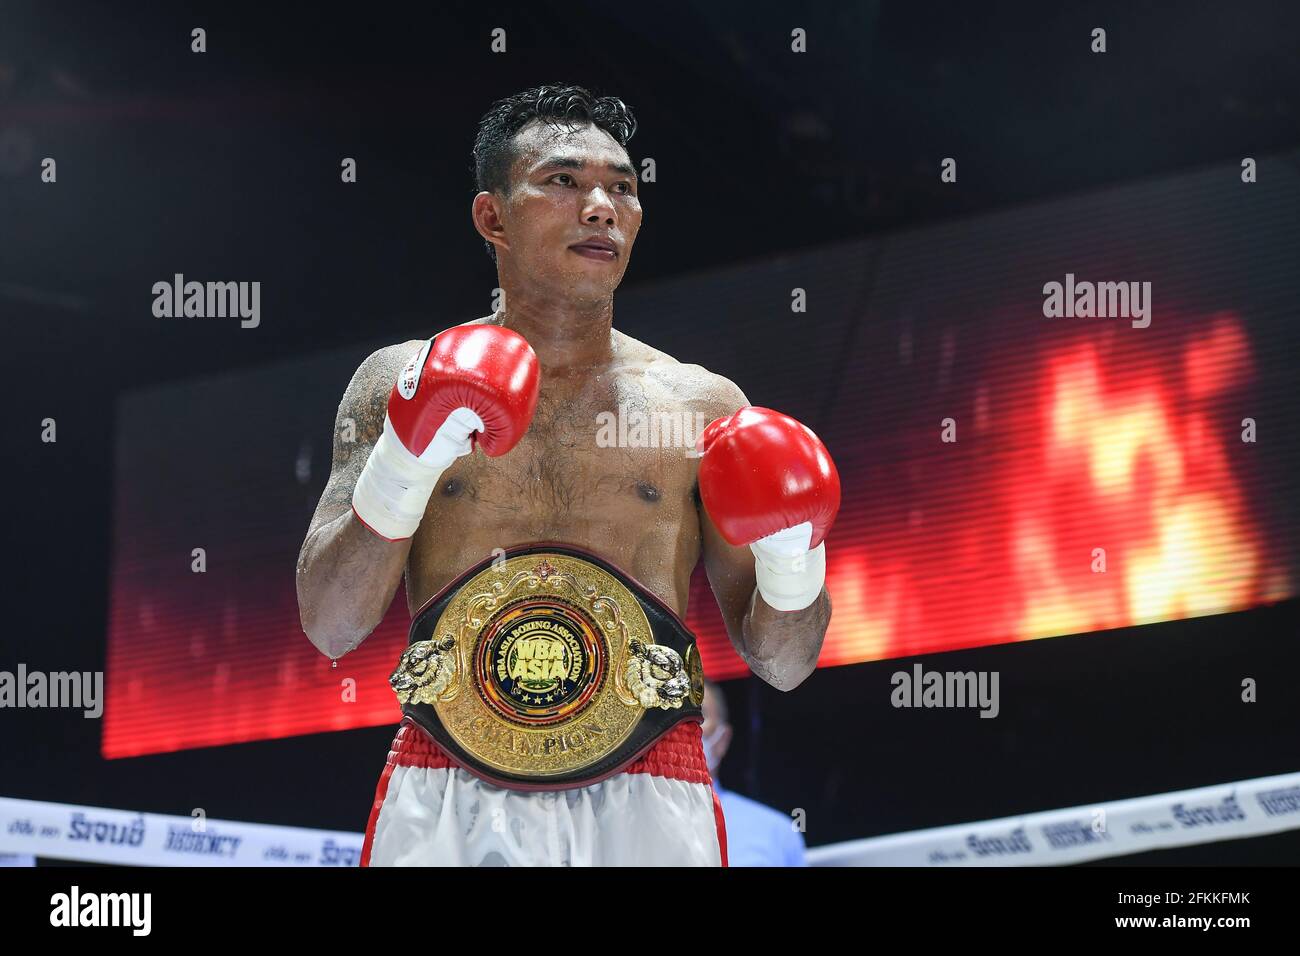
[0,797,363,867]
[806,771,1300,866]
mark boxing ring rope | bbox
[4,769,1298,866]
[806,771,1300,866]
[0,797,364,867]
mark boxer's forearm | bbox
[296,511,411,659]
[739,586,831,691]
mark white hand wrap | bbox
[749,521,827,612]
[351,407,484,541]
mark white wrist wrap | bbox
[351,409,482,540]
[749,522,827,612]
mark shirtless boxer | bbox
[295,85,838,866]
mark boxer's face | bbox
[494,119,642,299]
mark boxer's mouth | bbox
[569,237,618,260]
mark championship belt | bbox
[390,543,706,791]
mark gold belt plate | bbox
[390,552,699,779]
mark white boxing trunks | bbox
[361,716,728,866]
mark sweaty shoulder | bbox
[618,331,749,418]
[348,339,425,406]
[351,317,494,406]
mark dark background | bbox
[2,0,1299,861]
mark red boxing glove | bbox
[353,325,539,540]
[388,325,540,459]
[696,406,840,548]
[697,406,840,611]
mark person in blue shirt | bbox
[703,680,807,867]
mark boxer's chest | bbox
[407,368,709,606]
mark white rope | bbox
[0,796,363,867]
[6,769,1298,866]
[806,770,1300,866]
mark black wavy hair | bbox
[472,83,638,261]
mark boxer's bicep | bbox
[305,342,416,538]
